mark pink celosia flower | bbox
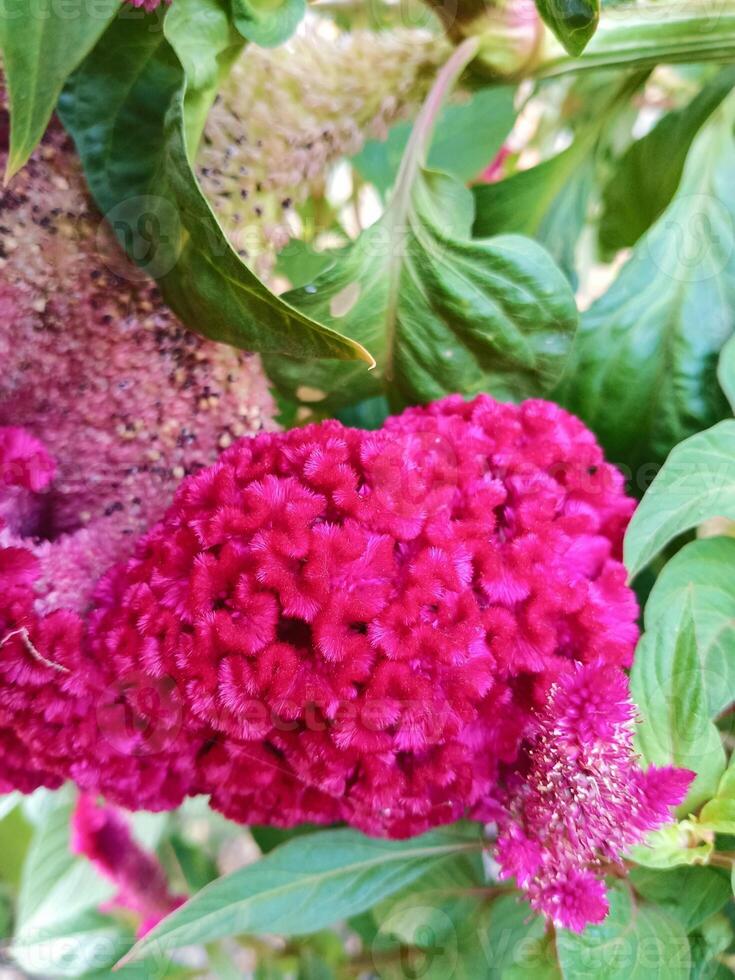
[495,660,693,931]
[72,793,184,936]
[0,428,89,793]
[0,116,274,611]
[86,394,639,835]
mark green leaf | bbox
[624,421,735,578]
[473,75,642,283]
[353,87,517,195]
[643,538,735,716]
[700,752,735,833]
[373,891,555,980]
[717,332,735,414]
[630,600,726,814]
[0,0,119,180]
[12,911,133,978]
[535,0,600,56]
[556,882,690,979]
[14,797,113,938]
[628,820,713,869]
[472,137,595,284]
[121,824,483,964]
[265,40,577,412]
[58,1,371,367]
[230,0,305,47]
[9,794,129,976]
[473,896,555,979]
[557,102,735,480]
[0,803,32,887]
[372,850,484,944]
[629,865,731,931]
[599,67,735,253]
[689,914,735,980]
[250,824,324,855]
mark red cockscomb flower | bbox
[88,394,639,836]
[0,427,202,806]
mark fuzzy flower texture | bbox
[0,392,691,931]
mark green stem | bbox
[536,0,735,77]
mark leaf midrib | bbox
[129,838,479,958]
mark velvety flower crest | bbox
[90,394,640,836]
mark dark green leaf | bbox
[122,825,483,964]
[353,87,517,195]
[58,0,372,366]
[230,0,305,47]
[717,332,735,414]
[644,537,735,716]
[472,136,596,284]
[250,823,324,855]
[0,0,119,180]
[599,67,735,252]
[557,103,735,480]
[266,41,577,412]
[556,882,690,979]
[372,891,555,980]
[624,421,735,577]
[630,600,725,813]
[630,866,731,931]
[535,0,600,56]
[689,914,734,980]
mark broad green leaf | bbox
[10,795,126,976]
[700,752,735,833]
[58,2,371,367]
[717,332,735,414]
[372,851,484,948]
[628,820,713,869]
[14,797,113,937]
[556,882,690,979]
[473,74,642,283]
[535,0,600,55]
[374,891,554,980]
[624,421,735,578]
[557,102,735,480]
[12,911,133,978]
[266,40,577,412]
[122,825,483,964]
[472,137,596,284]
[630,600,726,814]
[600,67,735,252]
[473,896,554,979]
[353,87,517,195]
[629,865,731,931]
[0,0,119,180]
[230,0,305,47]
[644,537,735,716]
